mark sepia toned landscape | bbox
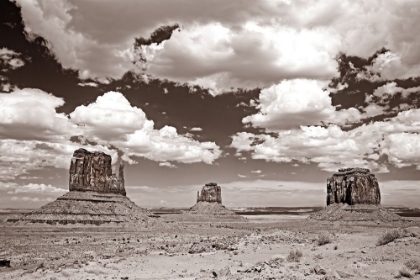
[2,0,420,279]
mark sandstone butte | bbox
[8,148,157,226]
[310,167,404,222]
[189,183,242,218]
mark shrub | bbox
[287,249,303,262]
[405,259,420,273]
[398,267,414,278]
[376,229,402,246]
[317,232,331,246]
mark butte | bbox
[8,148,157,226]
[188,182,244,219]
[310,168,405,222]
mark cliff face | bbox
[69,148,126,196]
[327,168,380,205]
[197,183,222,203]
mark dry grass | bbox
[286,249,303,262]
[376,228,403,246]
[317,232,331,246]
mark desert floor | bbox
[0,214,419,280]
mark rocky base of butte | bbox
[8,149,157,226]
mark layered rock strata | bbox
[197,182,222,203]
[69,148,125,196]
[327,168,380,205]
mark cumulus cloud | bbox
[0,88,78,141]
[242,79,382,131]
[231,124,388,173]
[0,88,221,181]
[71,92,222,164]
[366,82,420,104]
[190,127,203,132]
[15,0,420,93]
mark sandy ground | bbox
[1,215,420,279]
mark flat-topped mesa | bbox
[197,182,222,203]
[69,148,126,196]
[327,167,380,206]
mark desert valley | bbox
[0,149,419,280]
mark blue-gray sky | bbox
[0,0,419,208]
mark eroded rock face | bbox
[197,183,222,203]
[327,168,380,205]
[69,148,126,196]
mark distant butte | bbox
[8,149,157,226]
[189,183,243,218]
[310,168,404,222]
[327,168,381,205]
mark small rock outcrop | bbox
[8,149,157,226]
[69,148,125,196]
[327,168,380,205]
[197,182,222,203]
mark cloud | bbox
[71,91,222,164]
[0,88,78,141]
[0,88,221,182]
[16,0,420,93]
[159,162,177,168]
[367,82,420,104]
[5,183,66,194]
[0,48,25,71]
[77,82,98,87]
[238,174,247,178]
[70,91,148,140]
[242,79,382,131]
[231,123,389,173]
[251,170,261,174]
[190,127,203,132]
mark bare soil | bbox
[0,215,419,279]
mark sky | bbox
[0,0,420,209]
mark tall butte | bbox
[310,167,404,222]
[189,183,243,219]
[8,148,157,226]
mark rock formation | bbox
[310,168,404,222]
[8,149,157,226]
[189,183,243,219]
[197,182,222,203]
[69,148,125,196]
[327,168,380,205]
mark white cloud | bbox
[231,123,389,173]
[238,174,247,178]
[159,162,177,168]
[367,82,420,104]
[70,91,147,140]
[251,170,261,174]
[0,48,24,70]
[16,0,420,92]
[190,127,203,132]
[70,92,221,164]
[0,88,221,181]
[5,183,66,194]
[0,88,79,141]
[242,79,382,131]
[77,82,98,87]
